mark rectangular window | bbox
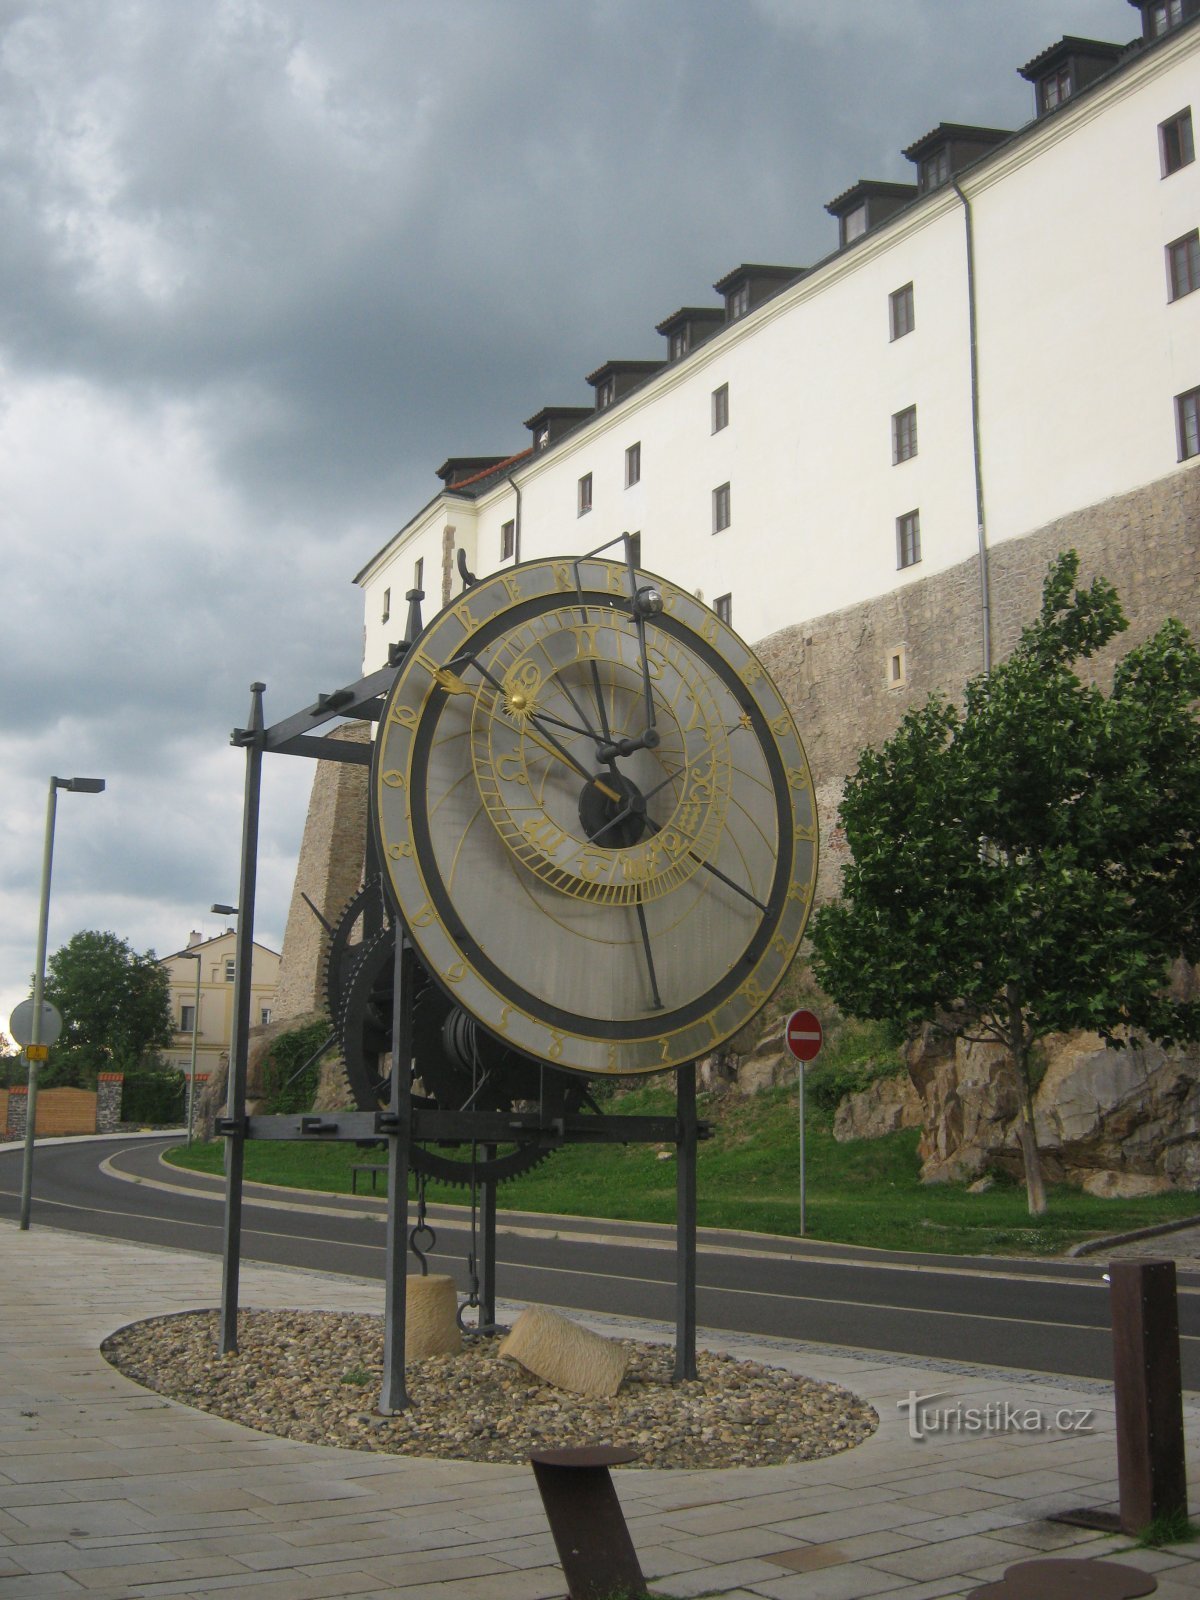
[180,1005,195,1033]
[892,405,918,464]
[714,593,732,625]
[577,472,592,516]
[711,383,729,433]
[1161,108,1195,176]
[889,282,915,340]
[842,203,867,244]
[381,587,391,624]
[1177,387,1200,460]
[225,958,236,982]
[1168,231,1200,300]
[728,282,750,321]
[897,510,921,569]
[624,441,641,487]
[596,377,615,409]
[500,519,515,560]
[1040,68,1072,113]
[713,482,731,533]
[260,1007,272,1026]
[1151,0,1183,35]
[919,148,949,192]
[669,327,689,361]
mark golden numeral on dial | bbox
[659,1036,673,1063]
[771,714,792,738]
[390,704,418,728]
[548,1030,565,1061]
[387,840,413,860]
[497,1005,512,1033]
[607,1043,619,1069]
[571,622,601,658]
[445,961,466,983]
[740,659,763,686]
[553,563,575,591]
[382,769,407,789]
[699,614,719,644]
[410,903,436,928]
[787,768,808,789]
[501,574,522,602]
[741,976,766,1010]
[451,600,478,633]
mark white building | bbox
[350,3,1200,889]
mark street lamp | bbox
[211,904,239,917]
[180,950,202,1147]
[20,775,106,1230]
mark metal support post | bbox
[381,936,415,1412]
[19,781,59,1231]
[530,1446,647,1600]
[1111,1258,1188,1535]
[673,1061,698,1382]
[219,684,265,1355]
[480,1150,497,1332]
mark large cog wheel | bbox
[326,898,589,1187]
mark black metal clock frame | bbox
[216,549,718,1414]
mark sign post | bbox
[784,1008,823,1236]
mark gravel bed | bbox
[102,1309,878,1469]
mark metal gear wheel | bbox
[325,895,590,1186]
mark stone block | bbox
[406,1273,462,1360]
[499,1306,629,1397]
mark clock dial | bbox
[373,557,817,1074]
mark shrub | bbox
[121,1067,186,1124]
[259,1020,335,1114]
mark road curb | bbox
[1067,1211,1200,1256]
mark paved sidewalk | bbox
[2,1223,1198,1600]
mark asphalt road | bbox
[3,1135,1198,1387]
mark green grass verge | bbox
[165,1078,1199,1257]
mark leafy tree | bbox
[810,552,1200,1214]
[43,931,175,1083]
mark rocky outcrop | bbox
[192,1009,331,1137]
[833,1073,923,1142]
[898,1024,1200,1192]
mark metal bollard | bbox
[529,1445,647,1600]
[1110,1258,1188,1536]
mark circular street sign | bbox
[784,1008,823,1063]
[9,998,63,1049]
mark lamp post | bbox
[20,775,106,1230]
[181,951,202,1146]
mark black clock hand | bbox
[633,896,664,1010]
[464,657,621,800]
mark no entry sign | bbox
[785,1008,823,1063]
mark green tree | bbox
[810,552,1200,1215]
[43,930,175,1083]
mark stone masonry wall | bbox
[272,722,371,1021]
[96,1073,124,1133]
[756,465,1200,900]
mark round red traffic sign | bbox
[785,1008,823,1062]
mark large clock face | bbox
[373,556,817,1075]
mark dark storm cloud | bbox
[0,0,1138,1028]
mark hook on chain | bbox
[408,1171,435,1276]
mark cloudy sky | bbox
[0,0,1137,1042]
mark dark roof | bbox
[585,359,665,386]
[435,456,508,486]
[523,405,592,431]
[441,447,532,494]
[902,122,1013,162]
[654,305,725,335]
[824,178,917,216]
[712,262,804,294]
[1018,35,1123,79]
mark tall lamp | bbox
[20,775,106,1230]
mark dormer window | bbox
[1150,0,1184,35]
[596,377,615,409]
[536,428,550,450]
[728,282,750,321]
[1040,67,1072,112]
[919,148,950,193]
[843,204,868,244]
[669,327,689,362]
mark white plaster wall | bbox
[356,25,1200,668]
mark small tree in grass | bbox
[810,552,1200,1214]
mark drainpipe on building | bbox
[506,473,523,564]
[952,178,993,675]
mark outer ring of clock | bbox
[372,556,818,1075]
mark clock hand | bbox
[633,896,664,1010]
[463,657,622,800]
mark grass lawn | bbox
[164,1079,1199,1257]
